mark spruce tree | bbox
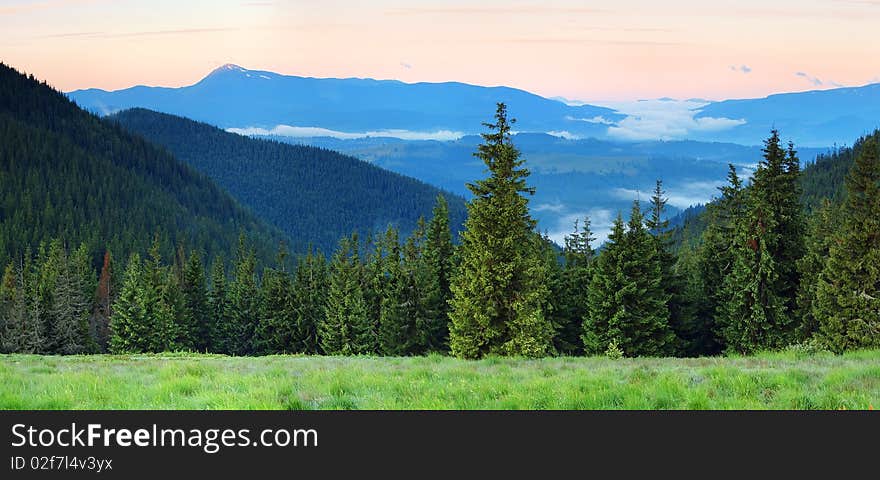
[208,256,233,354]
[648,180,688,356]
[229,234,260,355]
[813,137,880,351]
[182,251,210,351]
[109,253,147,353]
[378,227,412,356]
[321,234,372,355]
[583,204,674,357]
[423,195,455,351]
[143,237,178,352]
[555,217,594,355]
[50,247,90,354]
[796,199,836,340]
[256,245,296,354]
[290,248,328,354]
[719,131,805,352]
[448,103,553,359]
[694,164,743,355]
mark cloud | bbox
[564,115,617,125]
[544,209,615,247]
[729,64,752,74]
[228,125,464,141]
[400,62,412,69]
[545,130,581,140]
[612,180,725,210]
[796,71,824,86]
[533,202,566,213]
[598,99,745,141]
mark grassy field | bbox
[1,350,878,409]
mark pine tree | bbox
[256,244,296,354]
[228,234,260,355]
[109,253,147,353]
[813,137,880,351]
[448,103,553,358]
[694,164,743,355]
[403,219,443,355]
[290,248,328,354]
[423,195,455,351]
[378,227,412,355]
[208,256,233,354]
[796,199,836,340]
[182,250,210,351]
[555,217,594,355]
[583,204,674,357]
[321,234,372,355]
[648,180,688,356]
[143,236,178,352]
[50,247,90,354]
[719,131,805,353]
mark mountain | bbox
[69,64,624,138]
[693,83,880,147]
[108,108,468,253]
[0,63,285,268]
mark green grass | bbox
[1,350,878,409]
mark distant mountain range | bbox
[69,64,880,147]
[692,83,880,147]
[70,64,623,139]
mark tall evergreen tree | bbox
[378,227,412,356]
[109,253,147,353]
[813,138,880,351]
[555,218,594,355]
[321,234,372,355]
[648,180,689,356]
[290,248,328,354]
[694,164,744,355]
[448,103,553,359]
[719,131,805,353]
[228,234,260,355]
[182,250,210,351]
[256,244,296,354]
[50,246,90,354]
[796,199,836,340]
[423,195,455,352]
[583,204,674,357]
[208,256,233,354]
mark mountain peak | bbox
[207,63,248,77]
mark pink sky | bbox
[2,0,879,101]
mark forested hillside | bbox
[109,108,468,253]
[0,63,285,268]
[670,134,874,251]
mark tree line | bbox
[1,104,877,357]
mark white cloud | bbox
[544,208,615,247]
[534,202,566,213]
[564,115,617,125]
[545,130,581,140]
[227,125,464,141]
[591,98,745,141]
[612,179,727,210]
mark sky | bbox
[2,0,880,101]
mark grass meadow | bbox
[1,350,877,409]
